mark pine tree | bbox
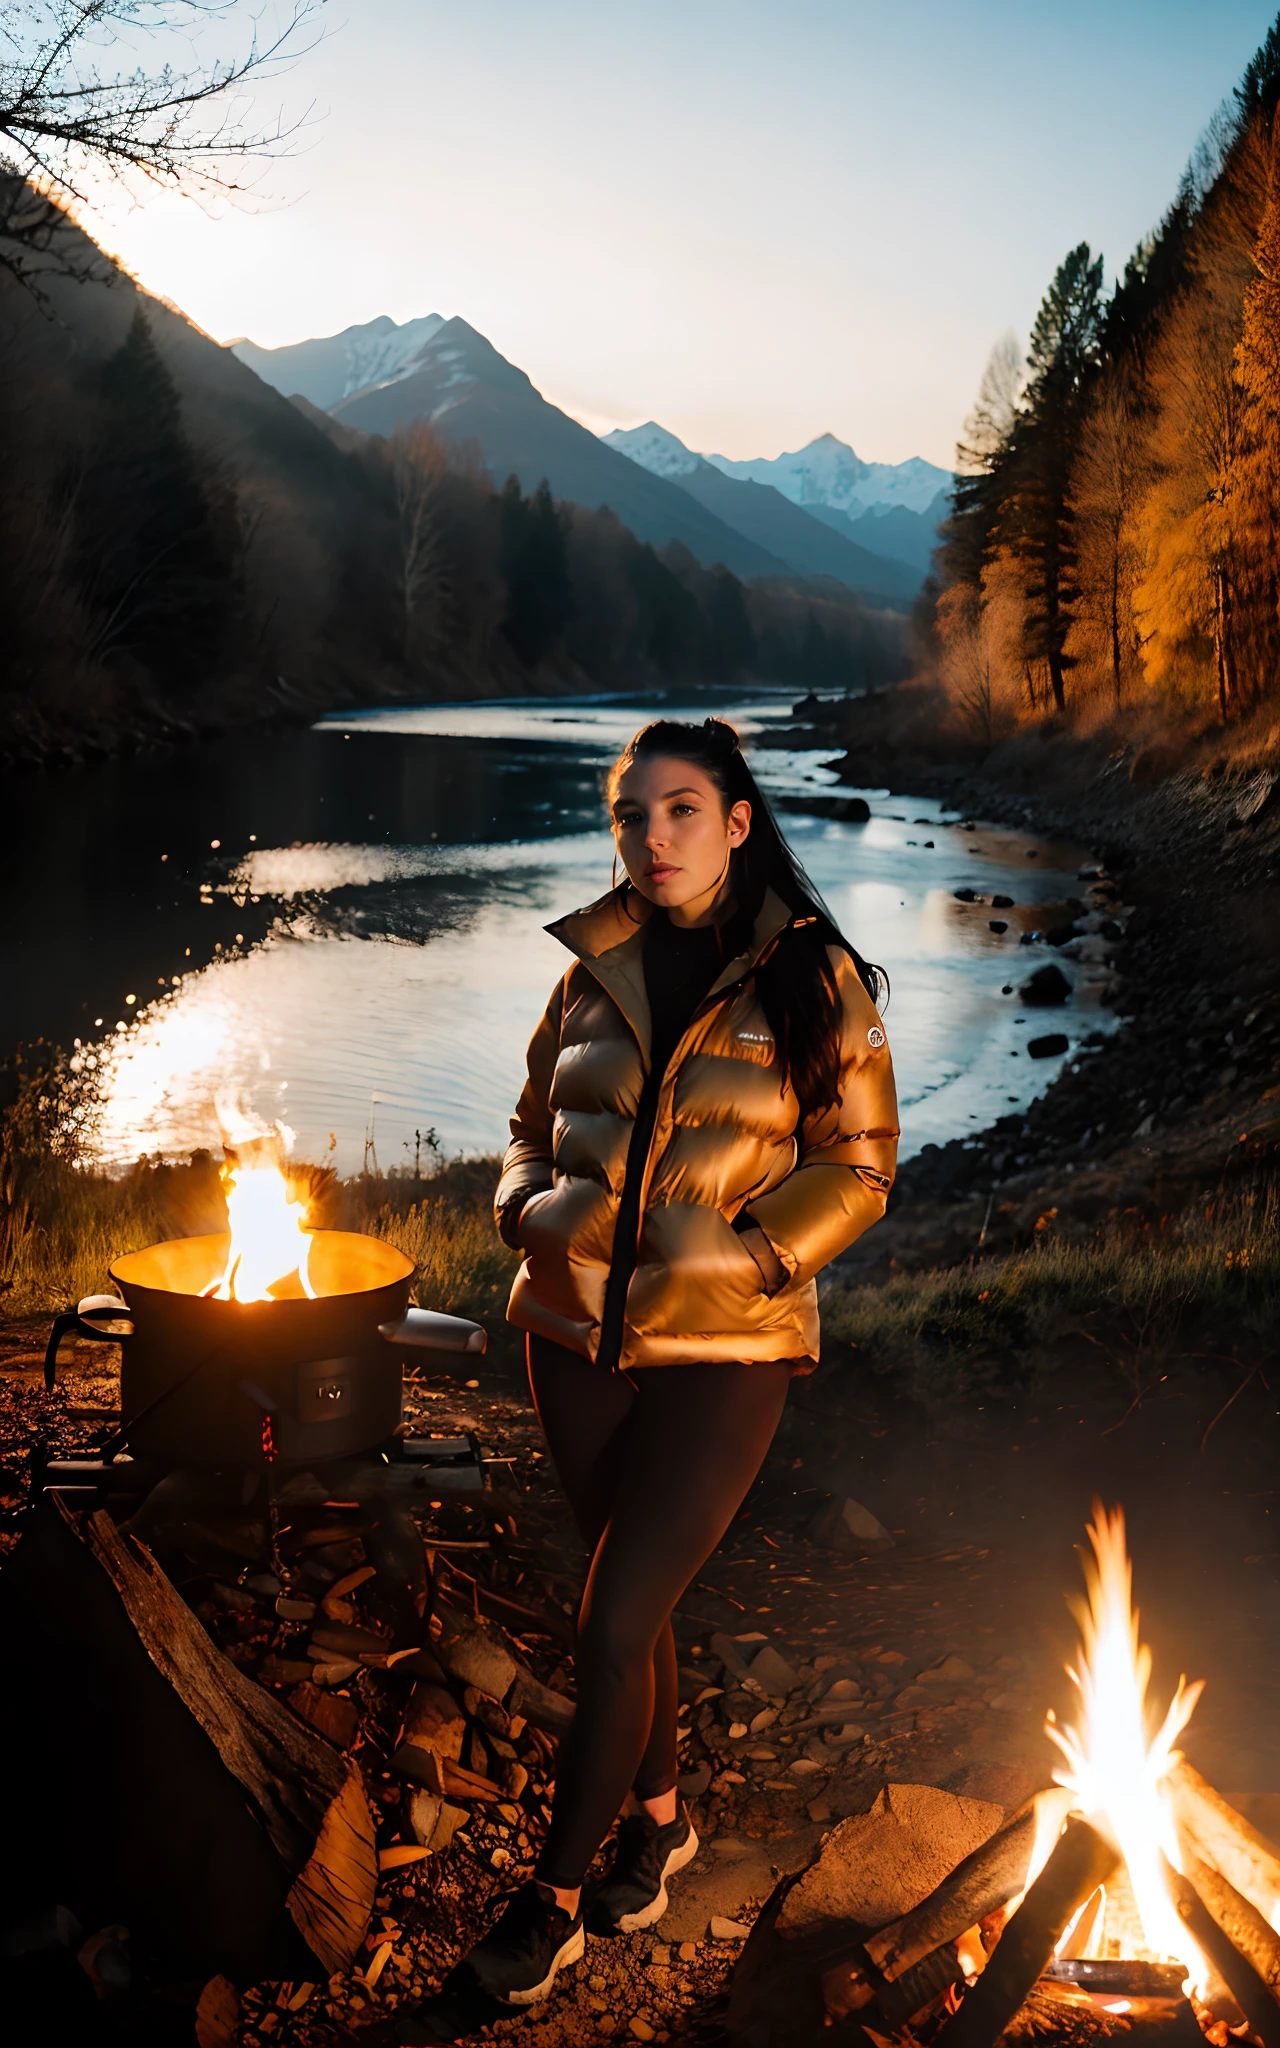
[1007,244,1105,711]
[73,306,239,682]
[498,476,573,668]
[702,570,756,682]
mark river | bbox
[0,689,1116,1174]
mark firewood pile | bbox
[0,1449,588,2039]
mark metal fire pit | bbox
[43,1229,486,1469]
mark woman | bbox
[441,718,897,2013]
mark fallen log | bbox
[1163,1854,1280,2048]
[937,1816,1120,2048]
[1179,1849,1280,1997]
[1169,1762,1280,1926]
[0,1496,376,1984]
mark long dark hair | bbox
[607,717,886,1122]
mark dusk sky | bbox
[91,0,1276,468]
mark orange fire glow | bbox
[210,1151,316,1303]
[1045,1503,1208,1994]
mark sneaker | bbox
[454,1879,585,2006]
[590,1804,699,1935]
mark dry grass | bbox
[0,1138,516,1324]
[821,1182,1279,1392]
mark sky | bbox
[84,0,1278,469]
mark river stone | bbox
[775,1782,1004,1940]
[747,1645,801,1697]
[1028,1032,1069,1059]
[806,1496,895,1556]
[1019,963,1071,1006]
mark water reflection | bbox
[0,690,1117,1174]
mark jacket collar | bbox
[546,884,795,1056]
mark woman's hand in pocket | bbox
[736,1224,787,1296]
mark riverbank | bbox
[1,714,1278,2044]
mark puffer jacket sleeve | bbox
[743,949,899,1288]
[494,975,567,1222]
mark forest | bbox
[931,17,1280,751]
[0,195,906,768]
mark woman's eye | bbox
[672,803,696,817]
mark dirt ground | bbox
[2,1299,1277,2047]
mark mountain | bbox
[231,313,447,412]
[705,432,952,517]
[805,494,952,575]
[322,318,788,580]
[604,423,920,602]
[703,432,953,575]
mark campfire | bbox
[800,1505,1280,2048]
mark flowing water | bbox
[0,689,1116,1174]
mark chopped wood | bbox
[389,1742,502,1801]
[401,1679,466,1762]
[507,1666,575,1736]
[309,1622,390,1657]
[378,1846,430,1871]
[1163,1853,1280,2045]
[436,1555,574,1646]
[0,1497,377,1983]
[939,1816,1120,2048]
[1169,1762,1280,1926]
[286,1683,360,1752]
[1179,1848,1280,1996]
[866,1788,1073,1984]
[323,1565,376,1613]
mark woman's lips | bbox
[646,863,679,882]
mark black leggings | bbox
[527,1335,791,1890]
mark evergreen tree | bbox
[73,306,239,682]
[1007,244,1105,710]
[702,569,756,682]
[498,476,573,667]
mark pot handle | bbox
[44,1295,135,1391]
[379,1306,487,1356]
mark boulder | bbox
[1028,1033,1069,1059]
[775,1783,1004,1942]
[1018,964,1071,1007]
[806,1496,894,1556]
[747,1645,802,1698]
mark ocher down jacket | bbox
[495,884,899,1371]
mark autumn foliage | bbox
[935,15,1280,743]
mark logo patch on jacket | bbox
[867,1026,886,1049]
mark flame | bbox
[210,1145,316,1303]
[1045,1503,1208,1994]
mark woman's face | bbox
[611,754,751,924]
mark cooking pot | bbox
[43,1229,485,1469]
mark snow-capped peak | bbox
[231,312,448,411]
[703,433,951,517]
[603,422,701,479]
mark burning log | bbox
[938,1817,1121,2048]
[1179,1849,1280,1998]
[1162,1854,1280,2047]
[866,1789,1076,1985]
[0,1497,376,1984]
[1169,1763,1280,1928]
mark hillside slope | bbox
[330,319,787,579]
